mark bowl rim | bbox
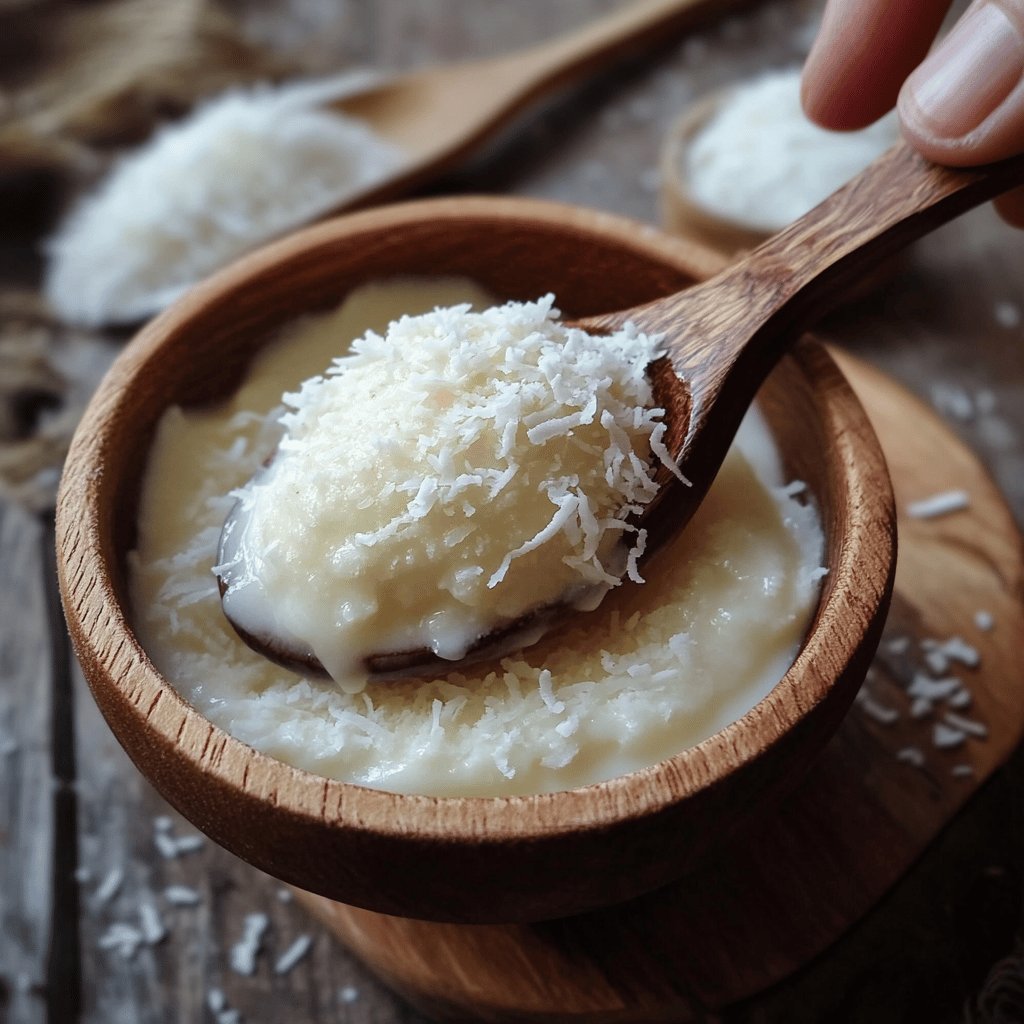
[56,195,895,856]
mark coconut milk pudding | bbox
[129,278,826,797]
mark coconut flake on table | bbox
[943,711,988,739]
[164,885,202,906]
[906,489,971,520]
[44,73,404,328]
[921,635,981,674]
[896,746,926,767]
[685,67,899,233]
[994,300,1021,328]
[93,865,124,906]
[274,934,314,975]
[854,688,900,725]
[230,913,269,976]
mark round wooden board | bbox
[291,351,1024,1022]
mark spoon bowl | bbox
[57,196,895,923]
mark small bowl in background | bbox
[659,76,904,291]
[660,90,770,258]
[56,196,895,924]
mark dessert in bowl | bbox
[56,196,895,923]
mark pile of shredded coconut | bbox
[44,75,403,327]
[129,280,827,797]
[686,67,899,232]
[217,295,681,688]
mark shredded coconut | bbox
[921,636,980,672]
[943,711,988,739]
[974,610,995,632]
[896,746,925,767]
[164,885,201,906]
[906,489,970,520]
[686,67,898,232]
[139,902,167,945]
[933,722,966,749]
[931,383,976,422]
[855,690,899,725]
[994,301,1021,328]
[230,913,269,976]
[45,76,403,327]
[219,295,679,689]
[207,989,241,1024]
[98,922,145,959]
[93,866,124,906]
[154,823,205,860]
[274,934,313,975]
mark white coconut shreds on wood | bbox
[216,295,683,689]
[129,280,826,798]
[44,74,403,327]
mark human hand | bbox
[801,0,1024,225]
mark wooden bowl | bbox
[56,196,895,924]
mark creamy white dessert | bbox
[130,278,826,797]
[216,294,680,690]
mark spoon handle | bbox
[600,141,1024,508]
[739,141,1024,332]
[651,142,1024,376]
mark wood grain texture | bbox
[54,196,893,925]
[0,505,51,1024]
[291,349,1024,1023]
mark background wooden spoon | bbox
[327,0,759,212]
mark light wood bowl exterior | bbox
[56,196,895,924]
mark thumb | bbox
[899,0,1024,166]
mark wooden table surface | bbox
[2,1,1023,1022]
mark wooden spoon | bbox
[324,0,757,211]
[219,141,1024,681]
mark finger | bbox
[802,0,954,131]
[995,185,1024,225]
[899,0,1024,165]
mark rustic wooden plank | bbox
[0,503,54,1024]
[72,648,429,1023]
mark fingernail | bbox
[905,3,1024,138]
